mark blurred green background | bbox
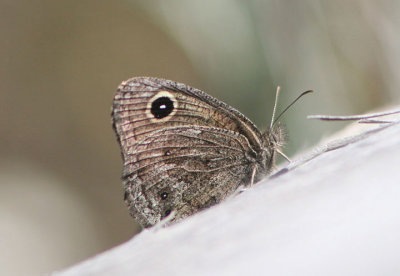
[1,1,399,275]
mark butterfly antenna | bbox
[271,89,314,128]
[269,86,281,131]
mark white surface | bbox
[53,120,400,276]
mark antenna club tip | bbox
[300,90,314,97]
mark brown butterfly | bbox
[111,77,308,228]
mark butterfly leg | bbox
[250,166,257,186]
[151,210,177,231]
[227,165,257,199]
[276,148,291,163]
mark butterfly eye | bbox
[151,96,174,119]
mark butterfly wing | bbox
[112,77,264,151]
[121,126,257,227]
[112,77,266,227]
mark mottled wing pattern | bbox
[112,77,264,227]
[112,77,263,156]
[122,126,256,227]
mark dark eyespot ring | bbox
[160,192,168,200]
[151,97,174,119]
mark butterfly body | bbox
[112,77,282,228]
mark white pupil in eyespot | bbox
[160,104,166,109]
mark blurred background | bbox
[1,0,399,275]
